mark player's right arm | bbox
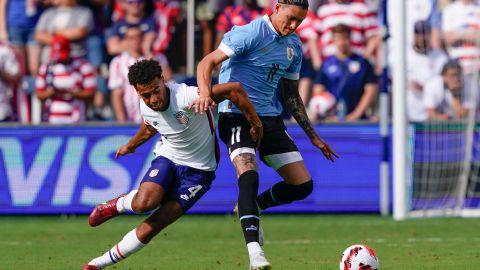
[115,122,158,158]
[211,82,263,147]
[195,49,229,113]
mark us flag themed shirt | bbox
[140,81,218,171]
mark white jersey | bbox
[424,76,474,118]
[141,81,218,171]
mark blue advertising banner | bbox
[0,124,382,214]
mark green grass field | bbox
[1,214,479,269]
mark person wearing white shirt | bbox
[406,20,448,122]
[424,60,470,120]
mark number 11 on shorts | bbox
[231,126,241,145]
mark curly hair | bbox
[128,59,163,87]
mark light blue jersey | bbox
[218,15,303,116]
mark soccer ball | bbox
[339,244,378,270]
[308,91,336,119]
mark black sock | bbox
[238,170,260,244]
[257,180,313,210]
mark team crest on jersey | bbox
[149,169,159,177]
[349,61,360,74]
[174,111,189,125]
[287,47,294,61]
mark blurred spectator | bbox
[152,0,182,55]
[35,0,94,65]
[424,60,470,120]
[196,0,234,57]
[0,0,44,77]
[388,0,442,56]
[214,0,268,49]
[296,10,321,106]
[406,20,448,122]
[311,24,378,122]
[35,35,96,124]
[78,0,110,120]
[108,27,172,123]
[315,0,380,60]
[107,0,156,57]
[442,0,480,75]
[0,40,28,122]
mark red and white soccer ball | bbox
[339,244,378,270]
[308,91,336,119]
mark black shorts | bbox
[218,113,303,170]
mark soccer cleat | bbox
[88,194,126,227]
[249,251,272,270]
[82,264,101,270]
[234,202,265,246]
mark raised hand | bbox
[190,95,216,113]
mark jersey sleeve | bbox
[364,60,377,84]
[284,38,303,80]
[314,63,328,86]
[219,21,260,57]
[177,84,200,110]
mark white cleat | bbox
[233,203,265,246]
[249,251,272,270]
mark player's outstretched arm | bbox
[115,122,158,159]
[211,82,263,147]
[194,49,230,113]
[280,78,339,162]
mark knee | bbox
[132,196,160,213]
[290,180,313,201]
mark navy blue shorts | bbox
[141,156,215,211]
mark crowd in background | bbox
[0,0,478,124]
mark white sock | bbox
[116,190,138,213]
[88,229,145,268]
[247,242,262,256]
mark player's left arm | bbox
[211,82,263,147]
[115,122,158,158]
[280,78,339,161]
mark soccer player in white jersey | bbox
[194,0,339,269]
[82,59,262,270]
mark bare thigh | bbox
[276,161,311,185]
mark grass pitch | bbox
[0,214,479,269]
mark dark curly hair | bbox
[128,59,163,87]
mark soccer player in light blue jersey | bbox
[194,0,339,269]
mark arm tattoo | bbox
[280,78,318,141]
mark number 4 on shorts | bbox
[180,185,203,201]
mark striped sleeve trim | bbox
[219,42,235,57]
